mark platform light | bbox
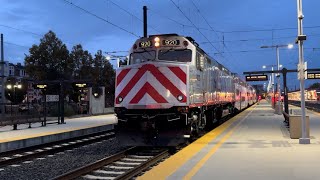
[75,83,87,88]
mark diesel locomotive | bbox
[114,34,256,145]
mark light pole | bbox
[1,34,5,117]
[296,0,309,144]
[261,44,293,114]
[262,65,278,108]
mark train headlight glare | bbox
[118,96,123,102]
[177,95,183,101]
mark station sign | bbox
[306,73,320,79]
[33,84,47,89]
[245,75,268,81]
[74,83,87,88]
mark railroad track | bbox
[53,146,170,180]
[0,130,115,168]
[289,100,320,112]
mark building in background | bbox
[0,61,42,104]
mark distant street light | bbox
[105,52,129,68]
[261,44,294,114]
[6,83,22,115]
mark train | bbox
[114,34,256,145]
[288,89,320,101]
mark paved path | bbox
[140,100,320,180]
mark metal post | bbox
[60,81,65,124]
[276,47,282,114]
[44,90,47,126]
[1,34,5,117]
[143,6,147,38]
[297,0,309,144]
[271,66,275,108]
[282,68,289,114]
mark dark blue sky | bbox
[0,0,319,90]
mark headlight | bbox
[177,95,183,101]
[118,96,123,102]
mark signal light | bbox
[133,44,137,49]
[154,37,160,47]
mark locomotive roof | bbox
[142,34,251,88]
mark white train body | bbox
[114,34,256,143]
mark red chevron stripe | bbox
[116,68,131,87]
[116,64,186,104]
[168,66,187,84]
[116,66,148,104]
[130,82,168,103]
[147,65,187,102]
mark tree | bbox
[69,44,93,80]
[309,82,320,89]
[93,50,115,106]
[25,30,71,81]
[4,77,28,104]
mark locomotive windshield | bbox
[130,51,156,64]
[158,49,192,62]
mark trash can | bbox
[289,115,310,139]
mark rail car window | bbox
[130,51,156,64]
[158,49,192,62]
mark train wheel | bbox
[216,108,223,125]
[199,112,206,130]
[187,111,200,140]
[205,111,214,130]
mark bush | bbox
[49,103,76,117]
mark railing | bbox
[0,103,44,130]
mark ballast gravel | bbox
[0,138,127,180]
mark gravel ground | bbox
[0,137,127,180]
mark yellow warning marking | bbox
[0,121,114,143]
[138,105,255,180]
[183,108,253,179]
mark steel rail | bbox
[0,130,115,167]
[53,146,170,180]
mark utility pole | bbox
[1,34,5,117]
[276,47,281,115]
[143,6,147,37]
[296,0,310,144]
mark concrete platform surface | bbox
[0,114,117,152]
[139,100,320,180]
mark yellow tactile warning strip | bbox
[138,105,256,180]
[0,123,111,143]
[0,114,115,143]
[183,109,253,179]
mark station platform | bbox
[139,100,320,180]
[0,114,116,152]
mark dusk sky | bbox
[0,0,319,90]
